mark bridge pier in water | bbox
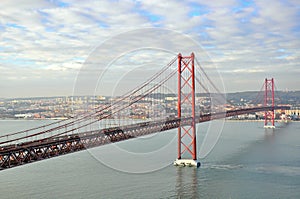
[174,53,200,168]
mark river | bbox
[0,120,299,198]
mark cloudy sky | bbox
[1,0,299,98]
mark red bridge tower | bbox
[264,78,275,128]
[174,53,200,167]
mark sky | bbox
[0,0,299,98]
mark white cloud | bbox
[232,68,265,73]
[0,0,299,97]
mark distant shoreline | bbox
[225,119,298,122]
[0,118,298,122]
[0,118,68,121]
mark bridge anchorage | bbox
[173,53,200,168]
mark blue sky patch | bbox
[188,3,209,17]
[6,23,25,29]
[140,10,162,23]
[48,0,70,8]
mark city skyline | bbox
[1,0,299,98]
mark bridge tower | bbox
[174,53,200,167]
[264,78,275,128]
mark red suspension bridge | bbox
[0,53,290,170]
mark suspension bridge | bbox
[0,53,290,170]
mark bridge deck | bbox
[0,106,289,170]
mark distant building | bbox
[165,97,177,101]
[285,109,300,119]
[14,113,32,119]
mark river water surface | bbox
[0,120,299,198]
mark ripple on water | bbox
[204,164,244,170]
[255,165,300,176]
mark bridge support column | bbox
[264,78,275,128]
[174,53,200,168]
